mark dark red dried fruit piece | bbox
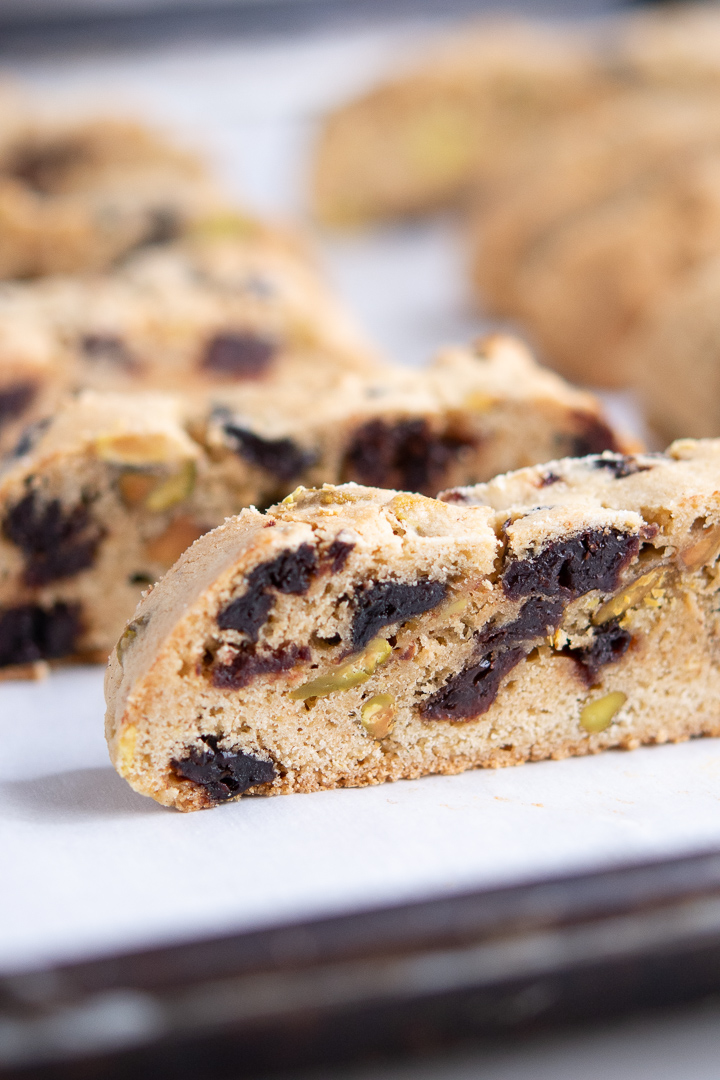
[0,382,37,434]
[591,454,653,480]
[352,579,446,651]
[562,619,632,684]
[0,602,82,668]
[8,138,87,193]
[213,643,310,690]
[569,412,621,457]
[142,207,180,246]
[201,333,278,378]
[218,544,317,642]
[343,419,475,497]
[10,418,51,459]
[222,423,316,482]
[502,528,640,602]
[171,735,276,802]
[422,597,564,721]
[477,597,565,653]
[326,537,354,574]
[537,471,562,487]
[422,649,524,722]
[3,492,105,586]
[80,334,136,370]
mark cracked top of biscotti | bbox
[205,333,617,439]
[441,441,720,557]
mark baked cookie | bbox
[196,334,626,507]
[0,230,381,454]
[0,115,224,279]
[105,439,720,811]
[0,391,228,678]
[0,337,624,674]
[472,96,720,386]
[621,255,720,442]
[312,19,607,225]
[614,3,720,91]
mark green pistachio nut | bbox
[290,636,391,701]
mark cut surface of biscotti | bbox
[0,336,625,674]
[106,439,720,811]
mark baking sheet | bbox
[0,19,708,975]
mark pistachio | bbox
[144,516,206,565]
[592,569,665,626]
[388,492,454,536]
[281,486,306,505]
[116,614,149,662]
[464,390,496,412]
[116,724,137,772]
[144,461,196,512]
[361,693,397,739]
[290,636,392,701]
[580,691,627,734]
[119,472,157,507]
[679,523,720,573]
[443,596,468,617]
[95,432,185,466]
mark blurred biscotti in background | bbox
[0,106,230,278]
[312,19,609,226]
[471,92,720,388]
[0,228,383,454]
[312,4,720,409]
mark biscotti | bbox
[0,229,381,454]
[312,19,606,225]
[471,92,720,386]
[620,256,720,442]
[0,336,624,674]
[0,113,224,279]
[106,439,720,811]
[312,6,720,228]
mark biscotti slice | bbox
[0,391,235,676]
[621,255,720,442]
[201,334,626,507]
[470,91,720,386]
[312,19,606,224]
[106,439,720,811]
[0,114,224,279]
[0,230,382,454]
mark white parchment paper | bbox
[0,20,703,974]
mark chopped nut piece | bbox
[361,693,397,738]
[145,461,196,512]
[289,635,392,700]
[117,724,137,773]
[593,569,665,626]
[464,391,496,412]
[679,523,720,573]
[388,492,455,535]
[118,472,157,507]
[95,432,187,466]
[580,691,627,734]
[116,614,150,662]
[144,516,206,565]
[443,596,468,617]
